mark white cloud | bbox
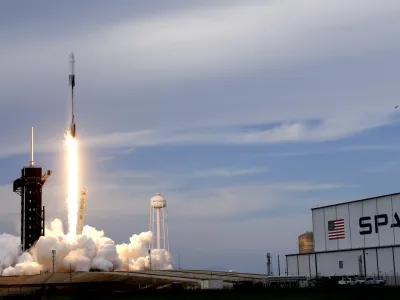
[189,167,266,178]
[95,156,115,162]
[0,165,343,222]
[75,111,398,148]
[6,0,397,79]
[259,144,400,158]
[168,181,354,218]
[4,1,400,77]
[274,182,357,192]
[0,111,395,159]
[106,170,153,180]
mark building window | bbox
[339,261,343,269]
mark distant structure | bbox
[266,253,271,275]
[76,188,87,235]
[13,127,52,252]
[298,231,314,253]
[149,193,170,251]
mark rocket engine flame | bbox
[65,133,78,238]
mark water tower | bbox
[149,193,170,251]
[298,232,314,253]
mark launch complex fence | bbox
[1,271,400,298]
[367,274,400,286]
[271,274,400,288]
[2,282,400,300]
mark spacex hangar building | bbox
[286,192,400,284]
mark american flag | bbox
[328,219,345,240]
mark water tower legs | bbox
[149,193,170,252]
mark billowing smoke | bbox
[1,219,173,276]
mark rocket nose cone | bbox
[69,52,75,63]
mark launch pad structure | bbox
[13,127,51,252]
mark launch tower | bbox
[13,127,51,252]
[149,193,170,251]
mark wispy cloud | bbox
[272,182,358,192]
[76,165,357,219]
[259,144,400,158]
[189,167,266,178]
[0,113,395,159]
[107,170,153,179]
[164,182,352,219]
[0,0,399,158]
[76,114,397,148]
[4,0,395,81]
[95,155,115,162]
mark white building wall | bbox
[377,196,394,246]
[363,199,379,248]
[313,194,400,252]
[324,206,338,251]
[313,209,326,252]
[364,248,378,276]
[286,255,298,276]
[286,246,400,282]
[392,194,400,245]
[298,255,310,276]
[309,253,317,277]
[349,201,363,249]
[377,248,394,277]
[394,247,400,276]
[337,204,351,249]
[316,250,363,277]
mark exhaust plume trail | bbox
[65,133,78,238]
[65,52,79,238]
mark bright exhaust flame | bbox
[65,132,78,237]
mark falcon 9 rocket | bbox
[68,52,76,138]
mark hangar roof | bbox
[311,192,400,211]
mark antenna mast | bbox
[29,127,34,167]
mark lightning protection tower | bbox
[149,193,170,252]
[13,127,52,252]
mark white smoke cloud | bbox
[0,233,20,269]
[116,231,173,271]
[1,219,173,276]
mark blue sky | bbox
[1,0,400,273]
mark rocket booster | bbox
[68,52,76,138]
